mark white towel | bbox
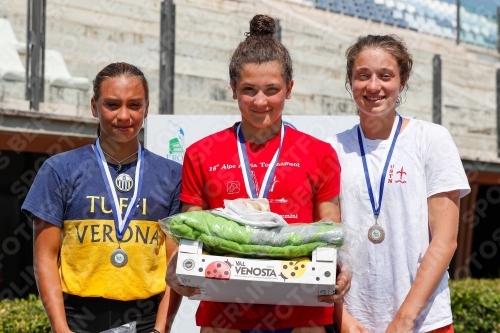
[212,198,288,228]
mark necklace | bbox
[94,139,144,268]
[101,148,139,172]
[357,114,402,244]
[235,122,285,199]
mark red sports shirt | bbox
[180,123,341,330]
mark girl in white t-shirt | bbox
[327,35,470,333]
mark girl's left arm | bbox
[385,189,460,333]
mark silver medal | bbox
[110,248,128,267]
[115,173,134,193]
[368,224,385,243]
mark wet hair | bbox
[345,35,413,106]
[229,14,293,86]
[92,62,149,136]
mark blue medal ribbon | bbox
[357,115,402,217]
[94,139,144,240]
[235,122,286,199]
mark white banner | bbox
[145,114,359,164]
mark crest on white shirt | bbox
[388,165,408,184]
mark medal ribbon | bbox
[94,139,144,240]
[357,114,402,217]
[235,122,285,199]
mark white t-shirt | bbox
[327,118,470,333]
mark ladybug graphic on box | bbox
[280,257,309,281]
[204,260,232,280]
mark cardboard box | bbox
[176,239,337,307]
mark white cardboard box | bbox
[176,239,337,307]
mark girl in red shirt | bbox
[166,15,350,333]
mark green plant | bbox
[0,279,499,332]
[450,278,500,333]
[0,294,50,333]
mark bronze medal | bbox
[368,224,385,243]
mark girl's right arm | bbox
[34,218,73,333]
[164,236,184,333]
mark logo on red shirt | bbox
[227,181,240,194]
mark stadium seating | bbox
[309,0,498,49]
[0,17,90,89]
[44,50,90,90]
[0,18,27,81]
